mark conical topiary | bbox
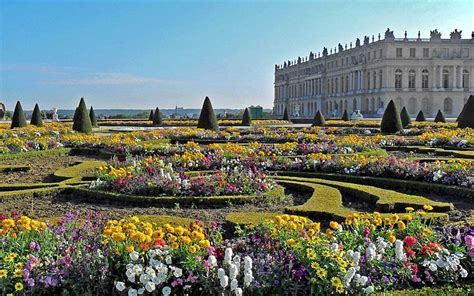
[434,109,446,123]
[242,108,252,126]
[313,110,325,126]
[72,97,93,133]
[341,109,349,121]
[153,107,163,126]
[400,107,411,128]
[89,106,98,127]
[197,97,219,131]
[10,101,27,129]
[458,95,474,128]
[415,110,426,122]
[148,110,154,121]
[282,106,290,121]
[380,100,402,133]
[30,103,43,127]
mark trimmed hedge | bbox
[72,98,93,133]
[225,211,285,226]
[197,97,219,131]
[400,107,411,128]
[434,109,446,123]
[0,185,65,200]
[275,176,453,212]
[11,101,27,129]
[53,160,106,183]
[313,110,325,126]
[0,148,72,161]
[138,215,195,226]
[0,183,58,191]
[89,106,98,127]
[0,165,30,173]
[30,104,43,127]
[380,100,402,133]
[415,110,426,122]
[341,110,349,121]
[458,95,474,128]
[242,108,252,126]
[382,146,474,160]
[153,107,163,126]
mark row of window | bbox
[396,47,470,58]
[394,69,470,89]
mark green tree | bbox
[380,100,402,133]
[72,97,93,133]
[30,103,43,127]
[242,107,252,126]
[197,97,219,131]
[153,107,163,126]
[148,110,154,121]
[415,110,426,122]
[458,95,474,128]
[10,101,27,129]
[89,106,98,127]
[400,107,411,128]
[434,109,446,123]
[341,109,349,121]
[313,110,325,126]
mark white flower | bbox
[145,266,156,277]
[162,286,171,296]
[218,268,226,279]
[173,267,182,278]
[139,274,150,285]
[460,268,468,278]
[235,287,243,296]
[435,258,446,269]
[208,255,218,267]
[229,263,239,279]
[128,288,138,296]
[244,272,254,286]
[356,275,368,287]
[220,275,229,288]
[343,267,357,287]
[115,281,126,292]
[165,255,172,265]
[366,243,376,261]
[330,243,339,252]
[395,240,407,261]
[145,281,156,293]
[364,286,374,294]
[244,256,253,270]
[224,248,233,264]
[129,251,140,261]
[138,287,145,295]
[230,278,238,291]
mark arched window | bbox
[395,97,403,111]
[377,97,384,109]
[422,69,429,89]
[367,72,371,89]
[335,78,338,93]
[408,97,417,114]
[364,98,369,112]
[421,98,431,114]
[345,76,349,92]
[463,70,469,89]
[395,69,402,89]
[344,100,348,111]
[408,69,416,89]
[353,98,357,111]
[443,69,449,88]
[371,97,375,112]
[444,98,453,113]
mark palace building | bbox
[273,29,474,119]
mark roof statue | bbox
[384,28,394,39]
[338,43,343,52]
[363,36,369,45]
[355,38,361,47]
[450,29,462,40]
[430,29,442,40]
[322,47,328,57]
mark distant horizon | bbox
[1,1,473,109]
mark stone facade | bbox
[273,29,474,119]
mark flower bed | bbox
[0,211,472,294]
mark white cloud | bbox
[43,72,173,86]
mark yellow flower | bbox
[126,245,134,252]
[172,242,179,249]
[405,207,414,212]
[0,269,7,278]
[331,277,342,287]
[423,205,433,211]
[188,245,197,253]
[388,233,396,244]
[329,221,339,230]
[2,218,15,228]
[15,282,24,291]
[316,268,327,278]
[286,239,296,246]
[199,239,211,248]
[397,221,406,231]
[181,236,191,245]
[310,262,319,270]
[14,269,22,277]
[335,284,345,294]
[111,232,126,241]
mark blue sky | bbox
[0,0,473,110]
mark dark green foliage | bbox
[415,110,426,122]
[434,109,446,123]
[400,107,411,128]
[380,100,402,133]
[152,107,163,126]
[89,106,98,127]
[72,98,93,133]
[10,101,27,129]
[148,110,154,121]
[341,109,349,121]
[282,106,290,121]
[242,108,252,126]
[197,97,219,131]
[312,110,325,126]
[458,95,474,128]
[30,104,43,127]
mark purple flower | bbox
[29,241,40,252]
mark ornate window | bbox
[408,97,417,114]
[395,97,403,111]
[463,70,469,89]
[444,98,453,113]
[408,69,416,89]
[395,69,402,89]
[422,69,429,89]
[422,98,431,114]
[396,48,402,57]
[443,69,449,88]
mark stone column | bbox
[453,66,457,89]
[416,68,422,92]
[438,66,443,89]
[459,66,464,89]
[403,66,409,91]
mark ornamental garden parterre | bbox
[0,97,474,295]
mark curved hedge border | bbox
[225,211,285,226]
[275,176,453,212]
[62,185,285,207]
[0,164,30,172]
[0,148,71,161]
[383,146,474,159]
[276,171,473,199]
[53,160,106,183]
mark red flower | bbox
[410,263,419,275]
[139,242,150,251]
[154,239,166,248]
[404,236,417,247]
[405,248,416,258]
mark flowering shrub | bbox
[0,211,472,294]
[91,156,274,197]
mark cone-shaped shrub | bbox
[72,98,92,133]
[153,107,163,126]
[380,100,402,133]
[415,110,426,122]
[242,107,252,126]
[89,106,98,127]
[282,107,290,121]
[313,110,325,126]
[148,110,154,121]
[341,109,349,121]
[458,95,474,128]
[400,107,411,128]
[434,109,446,123]
[30,104,43,127]
[197,97,219,131]
[10,101,27,129]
